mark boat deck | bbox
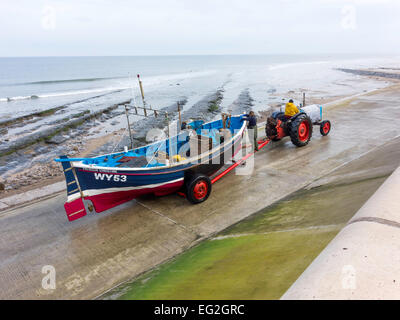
[80,117,243,169]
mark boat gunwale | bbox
[69,115,246,172]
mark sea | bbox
[1,54,398,122]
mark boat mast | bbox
[124,105,134,150]
[137,74,150,109]
[177,102,182,130]
[121,75,174,160]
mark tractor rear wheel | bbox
[320,120,331,136]
[186,173,212,204]
[289,114,313,147]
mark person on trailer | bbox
[284,99,300,119]
[242,111,259,152]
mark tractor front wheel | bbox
[186,173,212,204]
[289,114,313,147]
[320,120,331,136]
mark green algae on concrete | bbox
[113,227,338,300]
[104,176,387,300]
[222,176,387,236]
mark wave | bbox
[0,69,216,103]
[14,76,125,86]
[268,60,330,71]
[4,70,215,88]
[0,86,128,102]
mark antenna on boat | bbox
[121,72,139,151]
[124,104,134,150]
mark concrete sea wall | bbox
[282,166,400,299]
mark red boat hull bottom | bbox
[84,180,184,213]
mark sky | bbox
[1,0,400,56]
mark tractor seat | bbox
[271,111,288,121]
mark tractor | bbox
[265,104,331,147]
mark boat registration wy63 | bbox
[154,304,245,317]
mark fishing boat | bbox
[55,114,247,221]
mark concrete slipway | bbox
[0,84,399,299]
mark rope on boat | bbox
[110,75,140,154]
[110,126,129,154]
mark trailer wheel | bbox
[320,120,331,136]
[289,114,313,147]
[186,173,212,204]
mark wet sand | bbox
[0,81,399,299]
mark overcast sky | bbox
[1,0,400,56]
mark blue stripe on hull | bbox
[76,167,185,191]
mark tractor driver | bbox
[284,99,300,119]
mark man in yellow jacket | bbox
[284,99,300,119]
